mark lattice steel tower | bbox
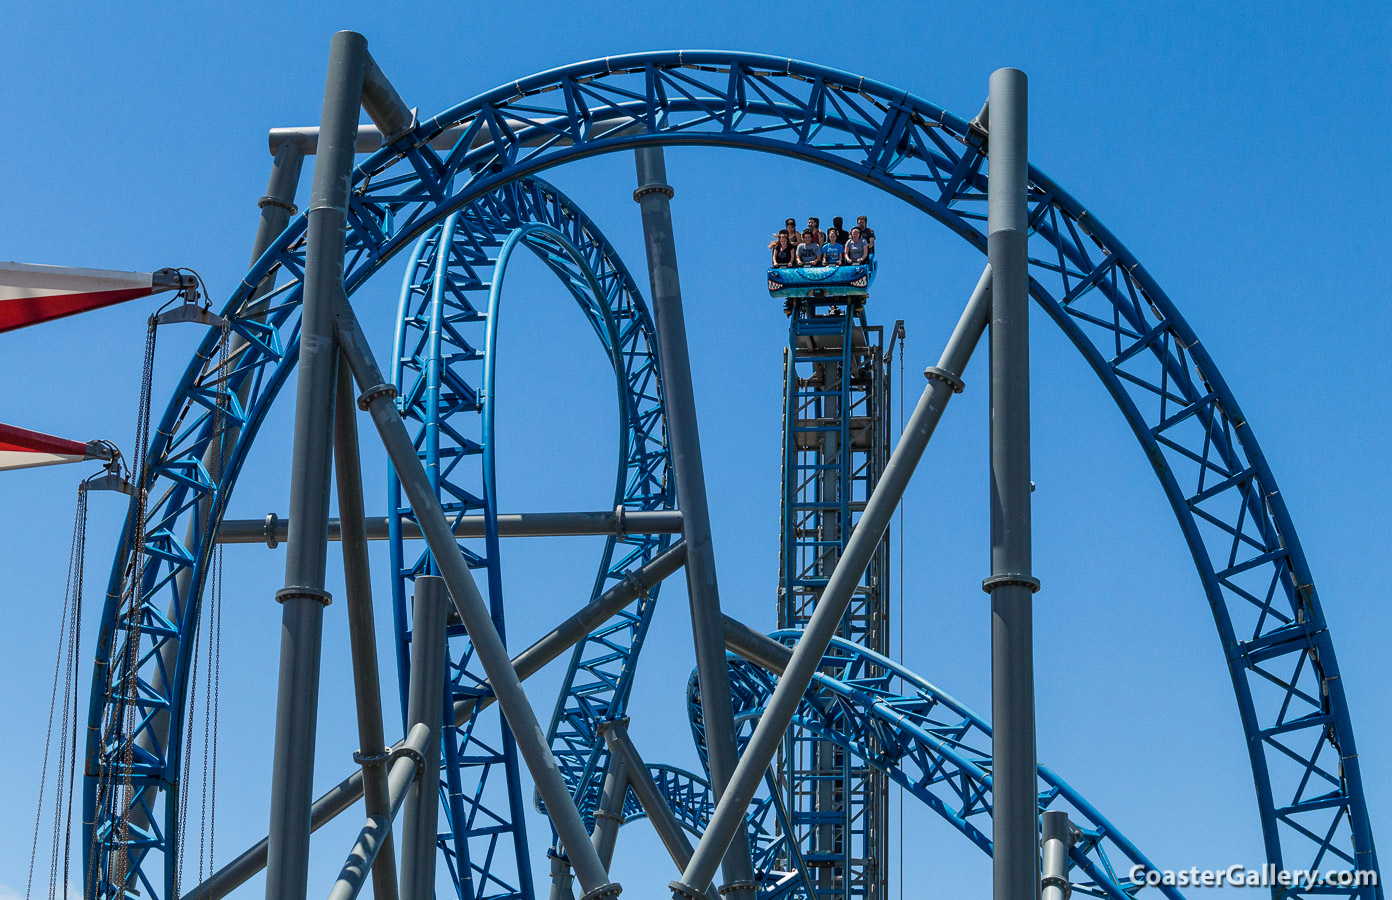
[777,289,892,900]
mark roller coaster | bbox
[9,32,1379,900]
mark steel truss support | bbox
[634,145,757,900]
[672,269,992,897]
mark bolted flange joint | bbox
[669,881,705,900]
[357,382,398,411]
[719,881,761,895]
[263,511,280,549]
[1040,874,1072,899]
[389,742,426,780]
[257,195,298,214]
[275,586,332,606]
[633,183,675,201]
[981,573,1041,594]
[352,748,391,768]
[924,365,965,394]
[579,882,623,900]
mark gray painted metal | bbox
[1039,810,1076,900]
[185,543,688,900]
[264,30,367,900]
[215,509,684,545]
[326,723,432,900]
[985,66,1039,900]
[673,269,992,896]
[399,577,447,900]
[360,52,414,142]
[600,721,720,900]
[633,145,757,900]
[591,752,628,870]
[333,294,619,897]
[334,361,399,900]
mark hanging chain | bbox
[107,314,159,895]
[26,487,88,900]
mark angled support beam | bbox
[263,31,367,900]
[634,145,757,900]
[334,360,399,900]
[326,723,432,900]
[985,66,1039,900]
[671,265,993,898]
[598,721,719,900]
[186,544,686,900]
[333,292,619,898]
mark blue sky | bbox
[0,2,1387,897]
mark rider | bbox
[844,226,870,265]
[771,231,795,267]
[796,229,823,266]
[822,227,845,266]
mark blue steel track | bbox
[82,50,1377,900]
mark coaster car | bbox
[767,260,875,299]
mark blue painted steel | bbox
[388,196,671,899]
[778,298,891,899]
[84,51,1377,900]
[686,635,1186,900]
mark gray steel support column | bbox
[399,576,447,900]
[673,268,992,897]
[185,544,687,900]
[633,145,757,900]
[263,30,367,900]
[599,721,720,900]
[549,849,577,900]
[590,753,628,870]
[327,723,432,900]
[1038,811,1076,900]
[333,294,619,899]
[334,361,399,900]
[985,66,1039,900]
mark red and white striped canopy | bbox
[0,422,104,472]
[0,261,168,333]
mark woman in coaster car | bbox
[822,227,845,267]
[771,232,795,268]
[844,226,870,265]
[796,229,823,266]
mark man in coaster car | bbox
[796,229,823,266]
